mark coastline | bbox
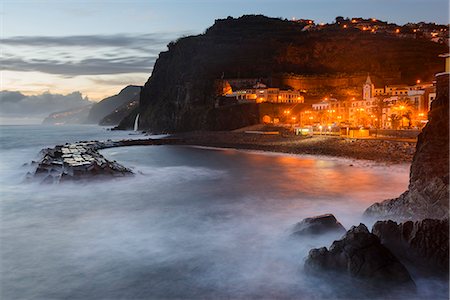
[28,130,415,183]
[169,131,416,165]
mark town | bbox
[217,53,449,137]
[292,16,449,44]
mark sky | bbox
[1,0,449,118]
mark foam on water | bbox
[0,125,447,299]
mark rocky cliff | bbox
[87,85,140,125]
[99,97,139,126]
[365,74,449,220]
[119,15,448,132]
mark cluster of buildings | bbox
[218,74,437,129]
[217,53,449,130]
[292,17,449,44]
[220,82,304,105]
[305,75,435,129]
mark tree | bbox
[390,114,401,129]
[393,100,414,129]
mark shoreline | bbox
[184,145,411,170]
[169,131,416,165]
[29,131,416,183]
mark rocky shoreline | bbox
[29,138,179,183]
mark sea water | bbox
[0,125,447,299]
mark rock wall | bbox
[365,73,449,221]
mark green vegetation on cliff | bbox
[120,15,448,132]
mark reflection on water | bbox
[0,126,447,299]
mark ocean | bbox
[0,125,446,299]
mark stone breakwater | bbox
[29,138,178,183]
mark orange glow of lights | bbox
[395,29,400,33]
[416,79,421,84]
[343,25,347,28]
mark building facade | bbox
[225,82,304,104]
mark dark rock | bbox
[365,73,449,221]
[292,214,346,236]
[372,218,449,278]
[305,224,415,291]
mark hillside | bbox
[42,105,92,125]
[99,95,139,126]
[118,15,448,132]
[87,85,140,124]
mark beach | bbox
[171,131,416,164]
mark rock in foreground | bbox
[32,141,132,183]
[292,214,346,237]
[29,138,180,183]
[372,218,449,278]
[305,224,415,292]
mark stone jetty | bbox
[30,138,178,183]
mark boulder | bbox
[372,218,449,278]
[305,224,415,291]
[292,214,346,237]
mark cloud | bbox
[0,56,156,76]
[1,32,188,77]
[1,33,173,48]
[0,90,92,117]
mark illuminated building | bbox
[226,82,304,104]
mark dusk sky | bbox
[2,0,449,102]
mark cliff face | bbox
[87,86,140,125]
[123,15,447,132]
[365,74,449,221]
[99,98,139,126]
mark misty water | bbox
[0,125,447,299]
